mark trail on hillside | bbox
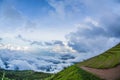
[81,65,120,80]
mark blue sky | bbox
[0,0,120,73]
[0,0,120,50]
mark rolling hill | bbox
[50,43,120,80]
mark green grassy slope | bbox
[0,69,52,80]
[51,43,120,80]
[50,65,101,80]
[77,43,120,69]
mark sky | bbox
[0,0,120,73]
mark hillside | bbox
[77,43,120,69]
[50,65,101,80]
[0,69,51,80]
[51,43,120,80]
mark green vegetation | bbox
[0,69,52,80]
[51,43,120,80]
[77,43,120,69]
[0,43,120,80]
[50,65,101,80]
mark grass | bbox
[50,65,101,80]
[77,43,120,69]
[51,43,120,80]
[0,69,52,80]
[1,43,120,80]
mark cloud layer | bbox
[0,0,120,73]
[0,47,81,73]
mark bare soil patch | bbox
[81,65,120,80]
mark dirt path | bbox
[81,65,120,80]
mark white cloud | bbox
[0,0,120,73]
[0,41,81,73]
[66,16,120,55]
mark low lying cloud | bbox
[0,48,81,73]
[0,36,80,73]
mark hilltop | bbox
[51,43,120,80]
[78,43,120,69]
